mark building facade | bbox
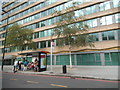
[0,0,120,66]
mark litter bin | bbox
[63,65,67,74]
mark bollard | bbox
[63,65,67,74]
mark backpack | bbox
[24,61,28,65]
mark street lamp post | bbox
[1,9,9,71]
[50,32,54,73]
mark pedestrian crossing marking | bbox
[50,84,68,88]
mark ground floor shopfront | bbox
[47,50,120,66]
[1,50,119,66]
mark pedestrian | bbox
[34,59,39,72]
[18,59,22,70]
[13,60,18,73]
[30,62,34,71]
[27,61,31,70]
[23,60,28,71]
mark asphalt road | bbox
[2,72,119,89]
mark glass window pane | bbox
[100,17,106,25]
[100,3,105,11]
[106,15,113,25]
[92,19,97,27]
[104,1,111,10]
[115,13,120,23]
[85,7,91,15]
[105,53,110,61]
[102,32,107,40]
[91,5,98,13]
[118,30,120,40]
[112,0,120,8]
[108,31,115,40]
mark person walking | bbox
[18,59,22,70]
[13,60,18,73]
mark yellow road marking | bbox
[26,81,39,84]
[10,79,18,80]
[50,84,68,88]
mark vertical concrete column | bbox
[11,59,13,65]
[54,55,56,65]
[99,32,102,41]
[100,53,105,66]
[114,30,118,40]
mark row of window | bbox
[2,0,58,19]
[3,1,21,11]
[34,30,119,49]
[2,0,120,26]
[0,29,119,52]
[2,0,93,20]
[0,13,119,40]
[22,13,120,31]
[3,1,35,17]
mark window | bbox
[51,18,55,24]
[118,30,120,40]
[41,21,46,27]
[112,0,120,8]
[86,20,92,28]
[105,53,111,61]
[108,31,115,40]
[102,32,107,40]
[94,54,101,62]
[59,4,64,11]
[99,3,105,11]
[100,17,106,25]
[91,5,97,13]
[48,29,52,36]
[48,19,52,25]
[92,19,98,27]
[75,10,80,17]
[85,7,91,15]
[36,23,39,28]
[40,31,45,37]
[34,32,39,39]
[40,41,46,48]
[115,13,120,23]
[48,40,51,47]
[104,1,111,10]
[91,33,99,41]
[106,15,113,25]
[102,31,115,41]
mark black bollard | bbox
[63,65,67,74]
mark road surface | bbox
[2,72,119,89]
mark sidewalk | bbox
[2,65,119,81]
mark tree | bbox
[6,23,36,51]
[52,2,95,68]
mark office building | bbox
[0,0,120,66]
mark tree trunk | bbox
[69,45,72,68]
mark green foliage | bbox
[6,24,36,51]
[53,1,94,49]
